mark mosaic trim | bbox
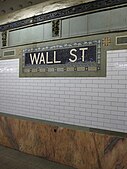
[0,0,127,31]
[52,20,61,37]
[22,40,101,75]
[2,31,7,47]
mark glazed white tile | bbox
[0,50,127,132]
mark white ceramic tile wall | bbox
[0,50,127,132]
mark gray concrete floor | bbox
[0,145,75,169]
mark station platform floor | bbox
[0,145,75,169]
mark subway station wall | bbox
[8,6,127,47]
[0,50,127,133]
[0,0,95,25]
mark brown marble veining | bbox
[0,114,127,169]
[103,135,127,169]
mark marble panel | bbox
[0,114,127,169]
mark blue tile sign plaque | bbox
[25,46,96,66]
[21,39,105,77]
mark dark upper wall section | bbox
[0,0,54,15]
[0,0,94,24]
[0,0,127,31]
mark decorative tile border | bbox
[0,0,127,31]
[21,40,102,77]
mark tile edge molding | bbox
[0,0,127,31]
[0,112,126,137]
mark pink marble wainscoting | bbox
[0,114,127,169]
